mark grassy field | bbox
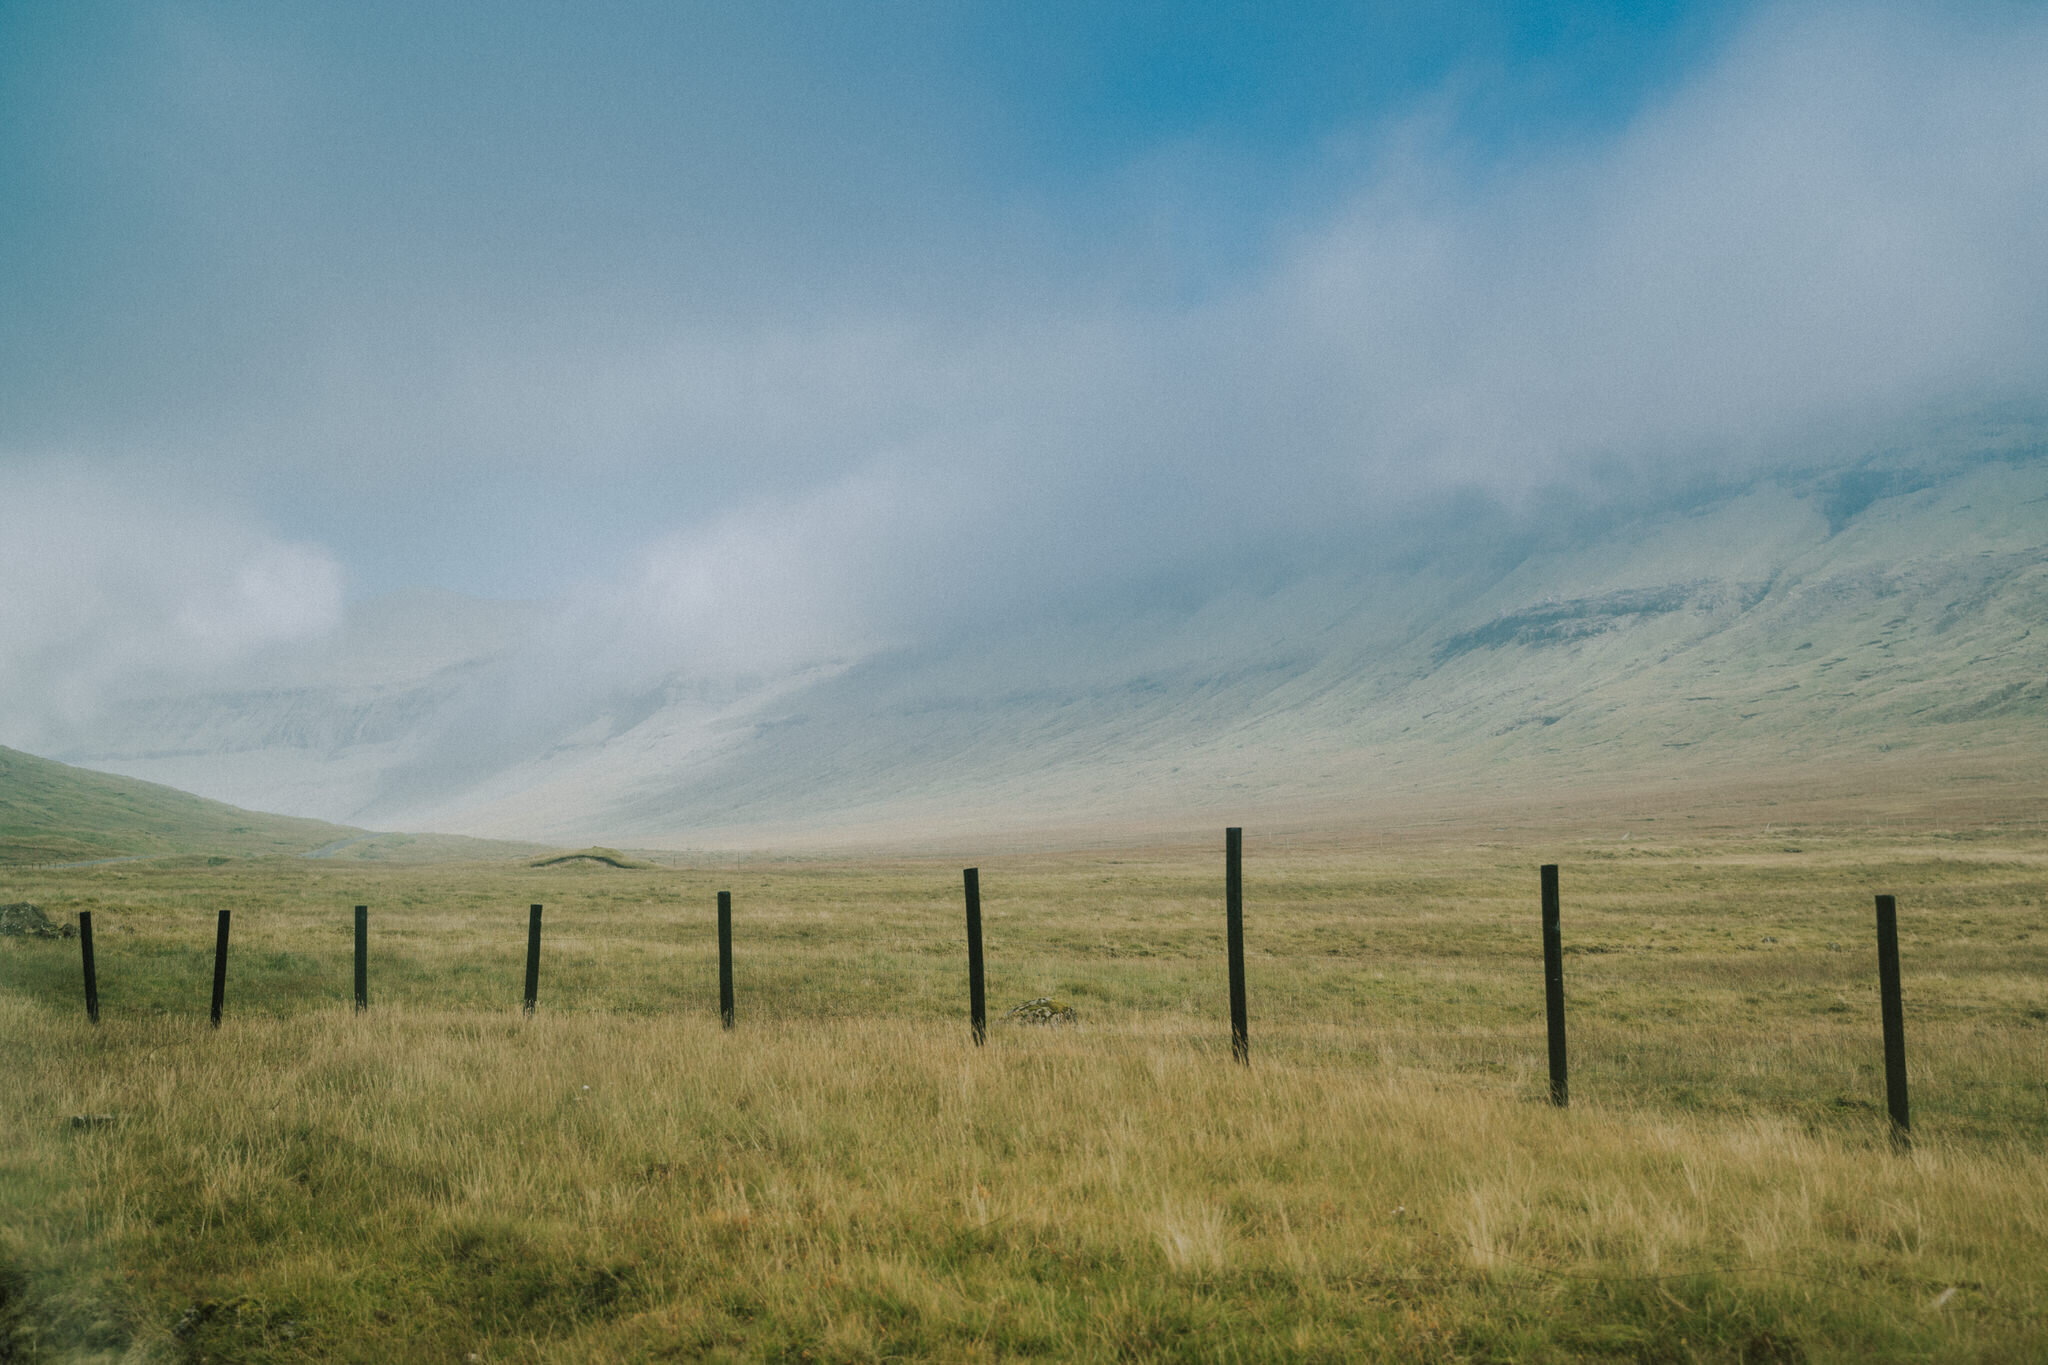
[4,795,2046,1361]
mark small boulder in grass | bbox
[1006,997,1078,1026]
[0,902,74,939]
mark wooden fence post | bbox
[354,905,368,1012]
[1875,894,1910,1148]
[718,891,735,1029]
[210,910,230,1028]
[1542,865,1568,1106]
[79,911,99,1024]
[964,868,986,1046]
[1227,827,1248,1065]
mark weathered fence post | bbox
[354,905,368,1013]
[1875,894,1910,1148]
[717,890,735,1030]
[1541,864,1568,1106]
[1227,827,1248,1065]
[523,904,542,1015]
[210,910,231,1028]
[79,911,99,1024]
[964,868,986,1046]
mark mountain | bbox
[50,419,2048,847]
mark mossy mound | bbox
[1005,997,1078,1026]
[528,847,655,870]
[0,902,73,939]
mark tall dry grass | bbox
[4,818,2046,1360]
[8,1002,2046,1361]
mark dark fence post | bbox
[717,890,735,1030]
[1227,827,1248,1065]
[523,904,542,1015]
[1541,864,1567,1106]
[964,868,986,1046]
[354,905,368,1013]
[79,911,99,1024]
[1875,894,1910,1148]
[210,910,231,1028]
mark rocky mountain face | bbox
[56,424,2048,846]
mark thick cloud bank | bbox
[1276,1,2048,487]
[0,464,343,751]
[557,1,2048,688]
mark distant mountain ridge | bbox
[49,419,2048,846]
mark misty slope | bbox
[0,745,355,865]
[58,589,543,821]
[411,438,2048,844]
[60,433,2047,846]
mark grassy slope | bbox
[0,746,360,866]
[3,785,2045,1361]
[0,746,545,868]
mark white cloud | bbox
[0,462,344,749]
[569,1,2048,687]
[1259,1,2048,490]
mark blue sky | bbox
[1,1,2045,746]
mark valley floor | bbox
[3,771,2045,1361]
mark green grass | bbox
[0,747,355,866]
[0,746,556,870]
[4,815,2046,1361]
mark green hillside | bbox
[0,745,358,865]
